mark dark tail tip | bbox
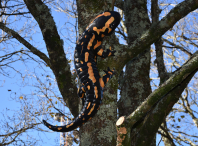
[43,119,48,126]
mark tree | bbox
[1,0,198,146]
[0,0,60,145]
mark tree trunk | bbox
[119,0,153,145]
[76,1,118,146]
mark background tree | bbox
[1,0,198,146]
[0,0,62,145]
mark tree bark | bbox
[76,1,118,146]
[23,0,79,117]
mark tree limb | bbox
[162,38,192,57]
[116,50,198,143]
[116,0,198,71]
[23,0,79,117]
[0,22,51,67]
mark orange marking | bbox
[97,49,104,56]
[87,34,95,50]
[66,123,74,128]
[93,17,115,35]
[108,71,112,75]
[85,52,89,62]
[81,42,84,45]
[83,118,85,120]
[89,117,92,121]
[102,12,111,16]
[94,56,97,62]
[80,61,83,64]
[82,87,85,92]
[87,62,96,83]
[93,27,104,35]
[94,12,111,20]
[87,85,90,90]
[99,78,105,88]
[88,104,96,115]
[94,86,98,99]
[94,40,102,50]
[106,78,109,82]
[97,105,100,110]
[108,52,112,56]
[89,74,96,83]
[101,34,105,38]
[87,102,91,109]
[86,12,111,29]
[80,68,83,72]
[109,46,112,50]
[85,35,87,38]
[87,62,92,66]
[80,93,84,98]
[58,127,62,130]
[49,126,51,128]
[108,28,112,33]
[82,113,84,115]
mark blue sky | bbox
[0,2,75,145]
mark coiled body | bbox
[43,11,121,132]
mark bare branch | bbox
[119,0,198,69]
[0,22,51,67]
[162,38,192,57]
